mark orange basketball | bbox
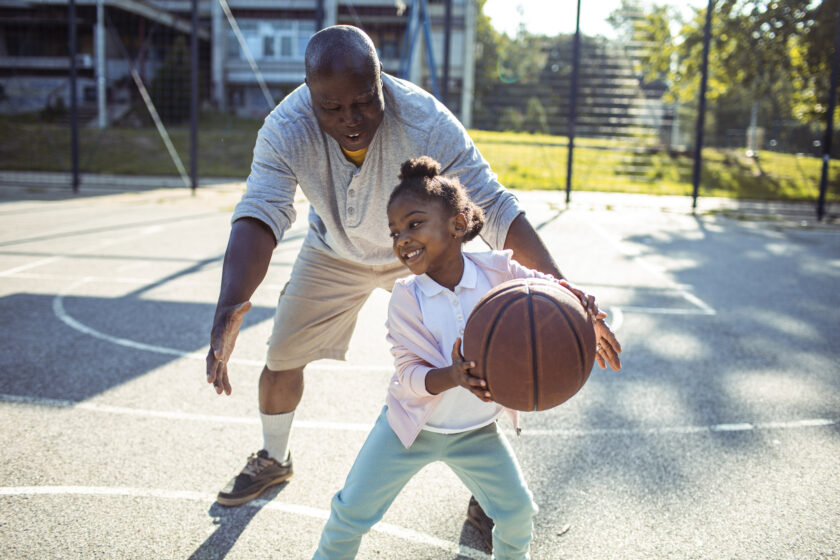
[462,278,596,411]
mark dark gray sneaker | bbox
[467,495,494,551]
[216,450,293,506]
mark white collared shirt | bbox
[413,255,504,433]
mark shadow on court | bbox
[190,484,287,560]
[0,292,275,402]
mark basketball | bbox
[462,278,596,411]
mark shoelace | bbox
[242,453,273,477]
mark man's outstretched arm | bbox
[206,218,276,395]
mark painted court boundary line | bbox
[51,276,394,373]
[585,219,717,316]
[1,393,834,438]
[50,276,623,367]
[0,485,491,560]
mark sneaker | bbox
[216,450,293,506]
[466,495,494,551]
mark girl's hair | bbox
[388,156,485,243]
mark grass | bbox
[1,114,838,202]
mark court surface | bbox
[0,183,838,559]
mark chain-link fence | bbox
[1,0,837,218]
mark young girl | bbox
[313,156,603,559]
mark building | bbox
[0,0,477,127]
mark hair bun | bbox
[399,156,440,180]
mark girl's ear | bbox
[451,213,468,239]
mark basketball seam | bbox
[527,282,539,411]
[481,294,523,406]
[542,295,588,389]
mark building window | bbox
[227,20,315,62]
[280,36,293,57]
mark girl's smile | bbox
[401,247,424,264]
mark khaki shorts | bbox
[265,243,407,371]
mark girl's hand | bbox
[448,338,493,402]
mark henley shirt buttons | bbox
[348,189,355,196]
[348,207,355,215]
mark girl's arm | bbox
[386,282,447,398]
[387,283,494,401]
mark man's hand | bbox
[559,280,622,371]
[447,338,493,402]
[206,301,252,395]
[592,316,622,371]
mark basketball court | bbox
[0,183,837,559]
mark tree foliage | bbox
[619,0,838,126]
[473,0,550,132]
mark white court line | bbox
[6,270,291,291]
[618,306,714,316]
[51,276,393,373]
[1,393,834,437]
[586,220,717,316]
[0,485,491,560]
[50,273,620,367]
[0,225,165,277]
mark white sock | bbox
[260,410,294,462]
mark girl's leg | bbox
[313,408,434,560]
[444,423,537,560]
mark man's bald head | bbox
[305,26,385,152]
[305,25,380,81]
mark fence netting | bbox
[0,0,837,212]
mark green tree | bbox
[499,107,524,132]
[524,96,549,134]
[473,0,504,129]
[791,0,840,122]
[624,0,832,124]
[472,0,550,130]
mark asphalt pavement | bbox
[0,182,838,559]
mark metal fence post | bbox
[68,0,80,193]
[817,1,840,222]
[564,0,581,205]
[691,0,714,211]
[442,0,452,106]
[190,0,198,193]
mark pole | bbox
[817,1,840,221]
[691,0,714,211]
[442,0,452,105]
[96,0,107,129]
[316,0,325,31]
[190,0,199,193]
[68,0,80,193]
[564,0,581,204]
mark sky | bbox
[482,0,709,39]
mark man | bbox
[206,25,621,548]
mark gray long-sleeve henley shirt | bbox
[232,73,523,265]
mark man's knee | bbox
[259,366,305,413]
[261,365,304,387]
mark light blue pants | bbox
[313,407,537,560]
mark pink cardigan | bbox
[384,250,555,448]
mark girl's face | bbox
[387,193,467,290]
